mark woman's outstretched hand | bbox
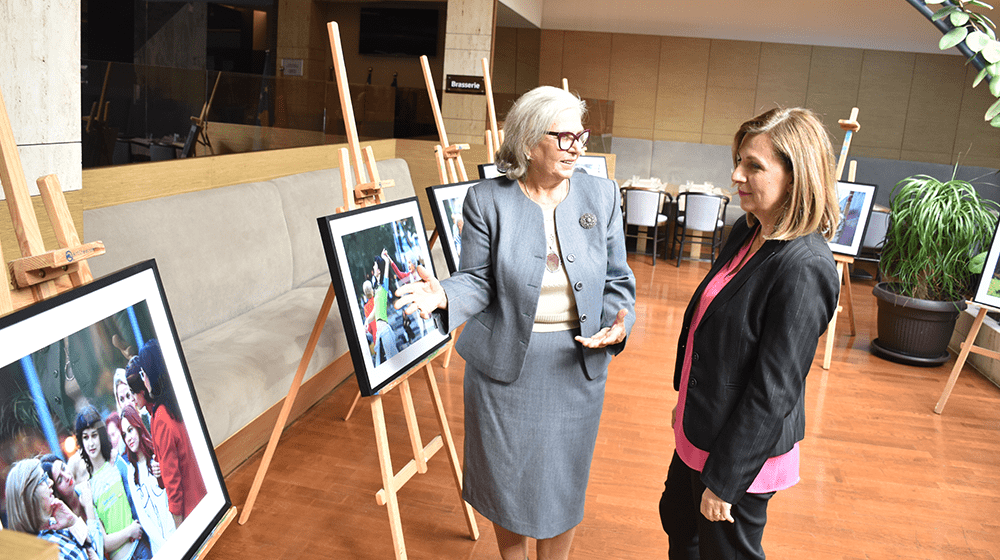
[394,265,447,319]
[575,309,628,348]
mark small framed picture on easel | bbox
[973,219,1000,308]
[318,198,451,396]
[829,181,878,256]
[426,180,481,274]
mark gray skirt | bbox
[462,328,607,539]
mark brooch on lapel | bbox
[579,213,597,229]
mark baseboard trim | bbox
[212,353,355,476]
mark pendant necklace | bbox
[546,230,560,272]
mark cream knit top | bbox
[534,207,579,332]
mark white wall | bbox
[0,0,81,200]
[541,0,949,55]
[500,0,543,28]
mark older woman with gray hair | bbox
[394,85,635,560]
[5,458,104,560]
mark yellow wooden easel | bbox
[239,22,478,560]
[420,55,471,182]
[822,108,861,370]
[482,58,503,163]
[935,301,1000,414]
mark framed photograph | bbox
[478,156,609,180]
[974,220,1000,308]
[318,198,451,396]
[574,155,609,179]
[477,163,502,180]
[829,181,878,256]
[426,180,481,273]
[0,260,231,560]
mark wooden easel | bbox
[240,23,478,560]
[822,108,861,370]
[935,301,1000,414]
[420,55,470,182]
[182,71,222,158]
[0,87,236,560]
[83,62,111,134]
[482,58,502,163]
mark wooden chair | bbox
[623,187,671,266]
[672,192,729,267]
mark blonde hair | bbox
[5,458,48,533]
[733,107,839,241]
[496,86,587,181]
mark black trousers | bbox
[659,451,774,560]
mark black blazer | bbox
[674,217,839,505]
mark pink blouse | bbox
[673,231,800,494]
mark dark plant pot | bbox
[871,282,966,367]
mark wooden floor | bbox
[209,255,1000,559]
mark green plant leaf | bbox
[991,74,1000,96]
[985,97,1000,119]
[941,27,970,50]
[974,66,991,87]
[967,0,994,10]
[933,6,958,21]
[925,0,947,4]
[984,40,1000,62]
[991,112,1000,126]
[967,30,991,51]
[972,11,998,30]
[952,10,971,26]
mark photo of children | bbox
[0,300,204,560]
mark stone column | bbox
[441,0,495,145]
[0,0,82,198]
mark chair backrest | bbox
[862,209,890,250]
[624,188,665,228]
[681,193,725,231]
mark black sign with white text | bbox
[445,75,486,95]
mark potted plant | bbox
[872,173,999,365]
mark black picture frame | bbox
[974,218,1000,308]
[317,198,451,396]
[0,259,231,560]
[829,181,878,256]
[425,180,481,274]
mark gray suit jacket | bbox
[440,171,636,383]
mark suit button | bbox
[574,282,583,291]
[580,314,587,322]
[689,378,698,387]
[567,254,576,263]
[692,352,699,361]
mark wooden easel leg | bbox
[442,340,455,368]
[399,379,428,474]
[423,363,479,540]
[239,283,337,525]
[343,390,362,421]
[843,263,856,336]
[371,394,409,560]
[935,306,986,414]
[36,175,92,286]
[823,261,846,370]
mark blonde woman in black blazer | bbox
[396,86,635,560]
[659,108,841,560]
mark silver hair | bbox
[5,458,48,533]
[496,86,587,181]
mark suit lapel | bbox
[698,232,780,325]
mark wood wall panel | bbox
[902,53,966,157]
[754,43,812,113]
[493,27,518,94]
[707,39,761,91]
[561,31,613,100]
[855,50,914,153]
[703,85,757,142]
[805,46,864,148]
[515,28,541,95]
[654,37,711,137]
[608,34,661,138]
[538,30,565,88]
